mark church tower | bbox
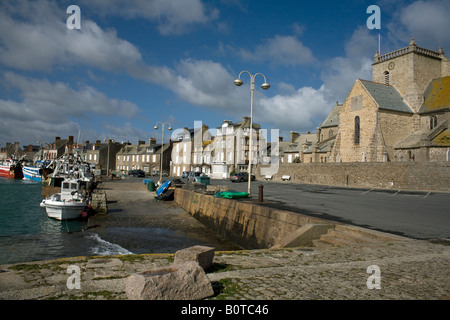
[372,39,449,113]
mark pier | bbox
[0,179,449,300]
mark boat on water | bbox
[0,158,23,179]
[40,178,90,220]
[22,160,51,182]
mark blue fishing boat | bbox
[22,161,50,182]
[22,166,42,181]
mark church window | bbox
[384,71,390,85]
[430,116,438,129]
[354,116,360,144]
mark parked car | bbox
[152,170,169,177]
[187,171,202,183]
[129,169,145,177]
[182,171,191,178]
[230,172,255,182]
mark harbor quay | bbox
[0,179,448,301]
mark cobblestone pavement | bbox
[0,239,448,300]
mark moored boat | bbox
[40,178,90,220]
[23,160,51,182]
[0,158,23,179]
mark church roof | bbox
[394,120,450,149]
[321,103,342,128]
[418,76,450,114]
[360,80,413,113]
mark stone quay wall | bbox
[257,161,450,192]
[174,188,329,249]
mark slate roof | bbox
[321,103,342,128]
[360,80,413,113]
[394,121,450,149]
[418,76,450,114]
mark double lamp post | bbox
[233,71,270,196]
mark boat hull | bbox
[23,166,43,181]
[41,199,87,220]
[0,165,15,178]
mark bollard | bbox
[258,184,264,202]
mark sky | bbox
[1,0,449,146]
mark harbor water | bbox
[0,178,240,265]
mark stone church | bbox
[321,39,450,163]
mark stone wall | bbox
[257,162,450,192]
[174,188,328,249]
[90,190,108,214]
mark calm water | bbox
[0,178,104,264]
[0,178,240,265]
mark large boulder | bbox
[125,261,214,300]
[174,245,215,270]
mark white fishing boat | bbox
[40,178,89,220]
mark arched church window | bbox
[354,116,360,144]
[384,71,390,85]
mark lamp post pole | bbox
[234,71,270,196]
[103,138,114,174]
[154,122,172,184]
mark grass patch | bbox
[210,278,242,300]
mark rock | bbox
[125,261,214,300]
[174,245,215,270]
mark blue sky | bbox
[1,0,449,146]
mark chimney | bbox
[137,140,145,146]
[68,136,74,142]
[149,137,157,145]
[55,137,60,141]
[290,131,299,143]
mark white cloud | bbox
[0,0,144,73]
[386,0,450,51]
[257,85,331,130]
[0,72,141,144]
[81,0,219,35]
[239,35,315,67]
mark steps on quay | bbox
[312,224,407,248]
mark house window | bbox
[384,71,390,85]
[354,116,360,144]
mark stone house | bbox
[82,140,123,172]
[170,125,213,177]
[279,131,317,163]
[211,117,266,179]
[329,39,450,162]
[116,138,172,174]
[0,142,24,161]
[43,136,79,160]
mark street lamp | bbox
[234,71,270,196]
[154,122,172,184]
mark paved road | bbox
[207,178,450,240]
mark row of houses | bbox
[2,39,449,179]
